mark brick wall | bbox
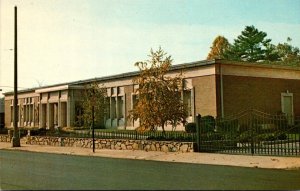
[222,75,300,116]
[192,75,218,117]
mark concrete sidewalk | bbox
[1,142,300,170]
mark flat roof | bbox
[4,59,216,95]
[3,59,299,95]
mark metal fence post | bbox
[250,110,254,155]
[196,113,201,152]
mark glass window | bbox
[111,97,116,119]
[183,90,192,116]
[106,97,110,119]
[118,96,124,118]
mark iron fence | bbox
[2,109,299,156]
[43,129,196,142]
[196,109,300,156]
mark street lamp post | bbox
[12,6,20,147]
[92,105,95,153]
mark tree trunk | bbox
[161,122,166,137]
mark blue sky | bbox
[1,0,300,95]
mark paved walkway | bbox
[1,142,300,170]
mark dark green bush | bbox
[201,132,223,141]
[217,119,239,133]
[185,122,196,133]
[146,134,194,142]
[30,128,47,136]
[200,115,215,133]
[0,128,8,134]
[274,114,289,130]
[147,135,165,141]
[257,133,276,141]
[276,133,287,140]
[18,129,28,137]
[266,134,276,141]
[95,124,106,129]
[238,131,251,143]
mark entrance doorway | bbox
[281,92,294,125]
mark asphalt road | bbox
[0,150,300,190]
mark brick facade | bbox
[192,75,218,116]
[222,75,300,116]
[3,60,300,130]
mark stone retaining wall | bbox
[0,133,194,152]
[23,136,193,152]
[0,135,10,142]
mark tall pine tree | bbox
[226,25,272,62]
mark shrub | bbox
[217,119,239,133]
[200,115,215,133]
[0,128,8,134]
[185,122,196,133]
[256,133,276,141]
[30,128,47,136]
[201,132,223,141]
[238,131,251,143]
[276,133,287,140]
[265,134,276,141]
[95,124,106,129]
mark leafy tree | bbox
[226,25,272,62]
[264,43,281,62]
[207,35,230,60]
[276,37,300,63]
[77,82,108,129]
[207,26,300,65]
[130,47,187,134]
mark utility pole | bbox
[92,88,95,153]
[92,105,95,153]
[12,6,20,147]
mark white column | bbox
[27,104,29,126]
[67,90,75,127]
[123,95,126,117]
[58,101,61,127]
[130,93,134,127]
[18,103,21,127]
[109,97,113,127]
[32,103,35,127]
[47,103,50,129]
[31,104,33,126]
[191,86,195,122]
[116,96,119,127]
[39,102,43,128]
[123,94,126,129]
[29,104,31,126]
[26,104,29,125]
[67,100,70,127]
[130,93,133,110]
[23,104,26,126]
